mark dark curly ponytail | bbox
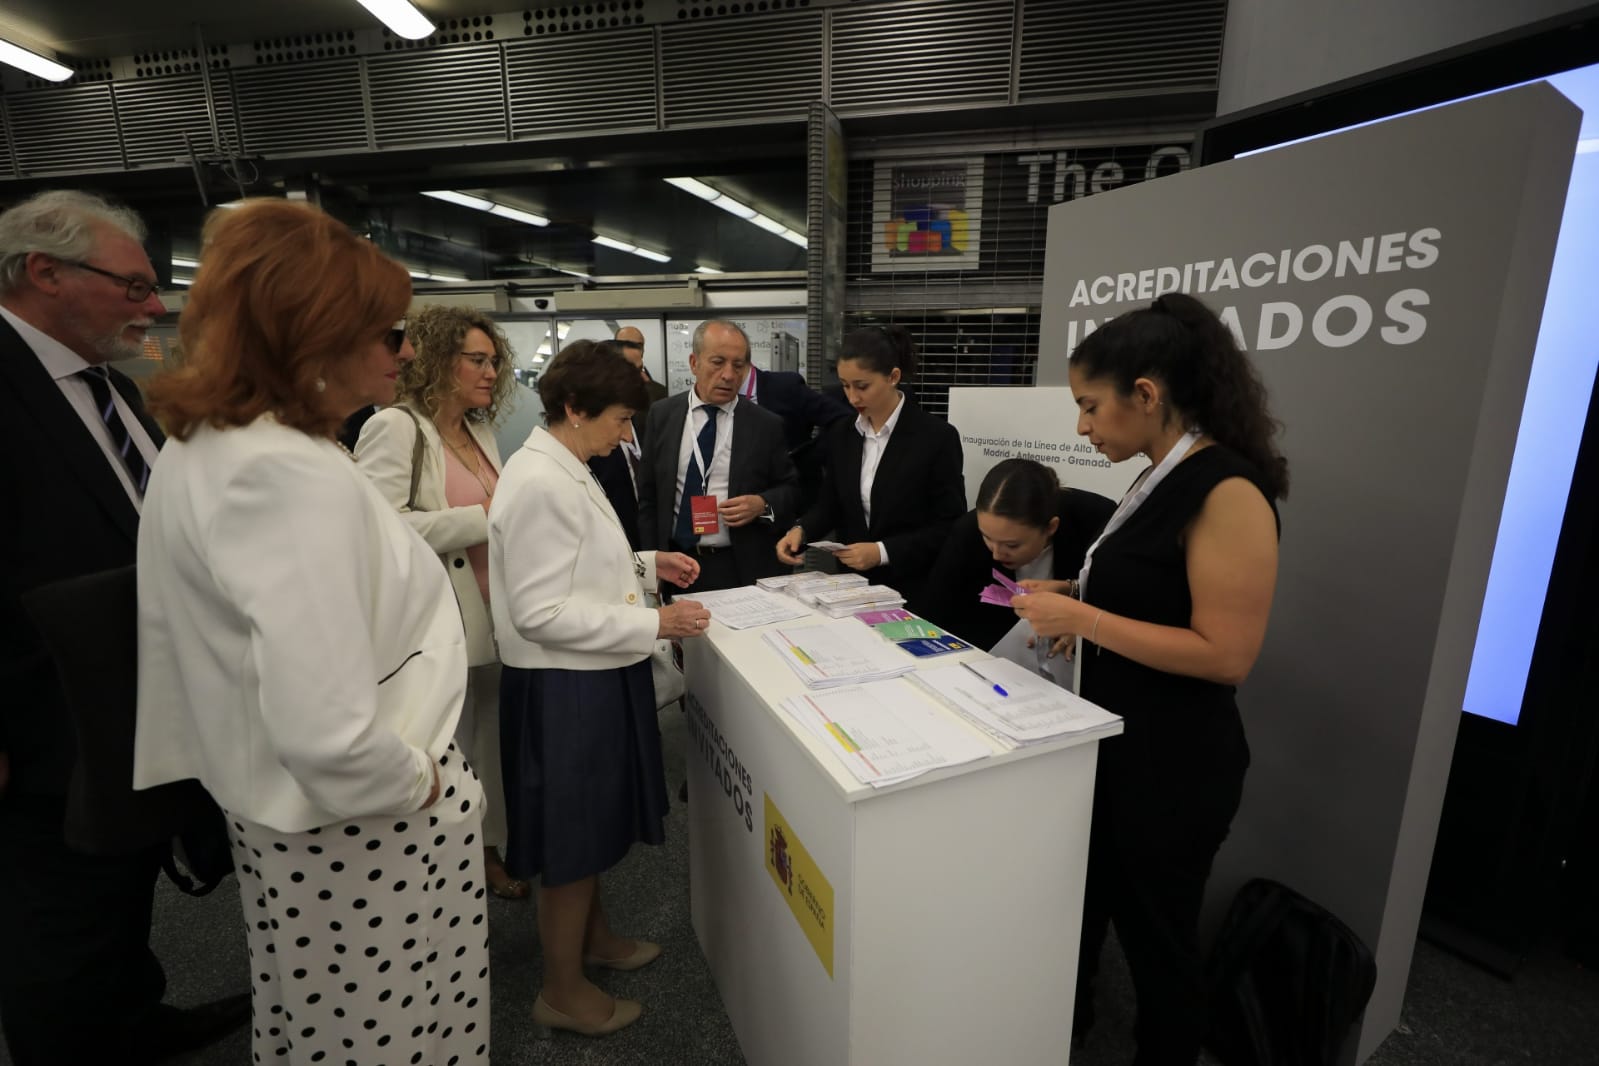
[1069,292,1289,500]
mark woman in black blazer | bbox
[775,326,965,605]
[915,459,1115,649]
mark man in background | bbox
[0,190,248,1064]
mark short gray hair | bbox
[691,318,750,357]
[0,190,147,296]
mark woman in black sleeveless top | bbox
[1013,293,1288,1066]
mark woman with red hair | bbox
[134,199,490,1066]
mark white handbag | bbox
[651,639,685,709]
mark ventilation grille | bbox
[250,30,362,65]
[830,0,1015,115]
[1018,0,1226,99]
[368,48,506,147]
[233,60,370,155]
[5,85,123,175]
[520,1,648,36]
[661,14,824,126]
[383,12,503,49]
[0,111,13,178]
[505,32,657,137]
[671,0,816,21]
[115,76,242,168]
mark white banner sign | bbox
[947,386,1141,507]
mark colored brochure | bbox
[909,657,1120,746]
[873,619,945,641]
[681,586,812,630]
[778,680,993,787]
[854,608,916,625]
[979,567,1026,606]
[895,636,973,657]
[761,619,918,688]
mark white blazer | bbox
[354,405,502,667]
[134,416,468,833]
[490,425,660,670]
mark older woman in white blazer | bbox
[134,200,489,1066]
[354,304,525,899]
[491,340,710,1039]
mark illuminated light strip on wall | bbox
[354,0,435,40]
[664,177,807,248]
[592,234,672,264]
[423,190,550,227]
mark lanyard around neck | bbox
[1077,430,1200,600]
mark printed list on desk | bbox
[779,680,993,787]
[762,619,917,688]
[911,657,1121,747]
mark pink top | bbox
[442,435,499,605]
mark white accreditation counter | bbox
[682,604,1122,1066]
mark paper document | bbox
[762,620,918,688]
[990,618,1074,689]
[778,681,993,787]
[685,586,813,630]
[806,540,849,552]
[911,657,1120,746]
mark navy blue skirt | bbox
[499,659,668,886]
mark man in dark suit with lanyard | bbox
[0,191,248,1064]
[637,319,798,592]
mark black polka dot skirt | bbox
[227,744,491,1065]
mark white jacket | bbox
[490,425,660,670]
[354,405,502,666]
[134,416,467,833]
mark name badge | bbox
[690,495,721,535]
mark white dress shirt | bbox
[1,304,161,508]
[856,391,906,564]
[1016,544,1055,584]
[134,416,467,832]
[674,390,738,548]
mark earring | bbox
[315,377,326,393]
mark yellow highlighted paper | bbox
[764,793,835,977]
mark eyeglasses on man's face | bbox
[66,260,161,302]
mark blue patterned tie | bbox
[79,365,152,496]
[672,405,720,548]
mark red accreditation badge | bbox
[690,495,721,535]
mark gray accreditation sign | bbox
[1036,84,1580,1063]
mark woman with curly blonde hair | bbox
[355,304,526,899]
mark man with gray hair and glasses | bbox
[0,190,248,1064]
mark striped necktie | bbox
[79,365,152,496]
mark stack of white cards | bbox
[812,584,907,618]
[786,572,869,604]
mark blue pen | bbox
[961,661,1008,697]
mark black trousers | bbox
[0,794,166,1066]
[1075,725,1248,1066]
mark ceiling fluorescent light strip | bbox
[0,38,73,82]
[592,234,671,264]
[354,0,436,40]
[423,190,548,227]
[664,177,807,249]
[695,265,724,274]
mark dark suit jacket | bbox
[913,488,1117,650]
[798,399,966,605]
[755,369,851,451]
[588,447,641,551]
[637,391,799,586]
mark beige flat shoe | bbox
[531,994,642,1038]
[582,939,662,972]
